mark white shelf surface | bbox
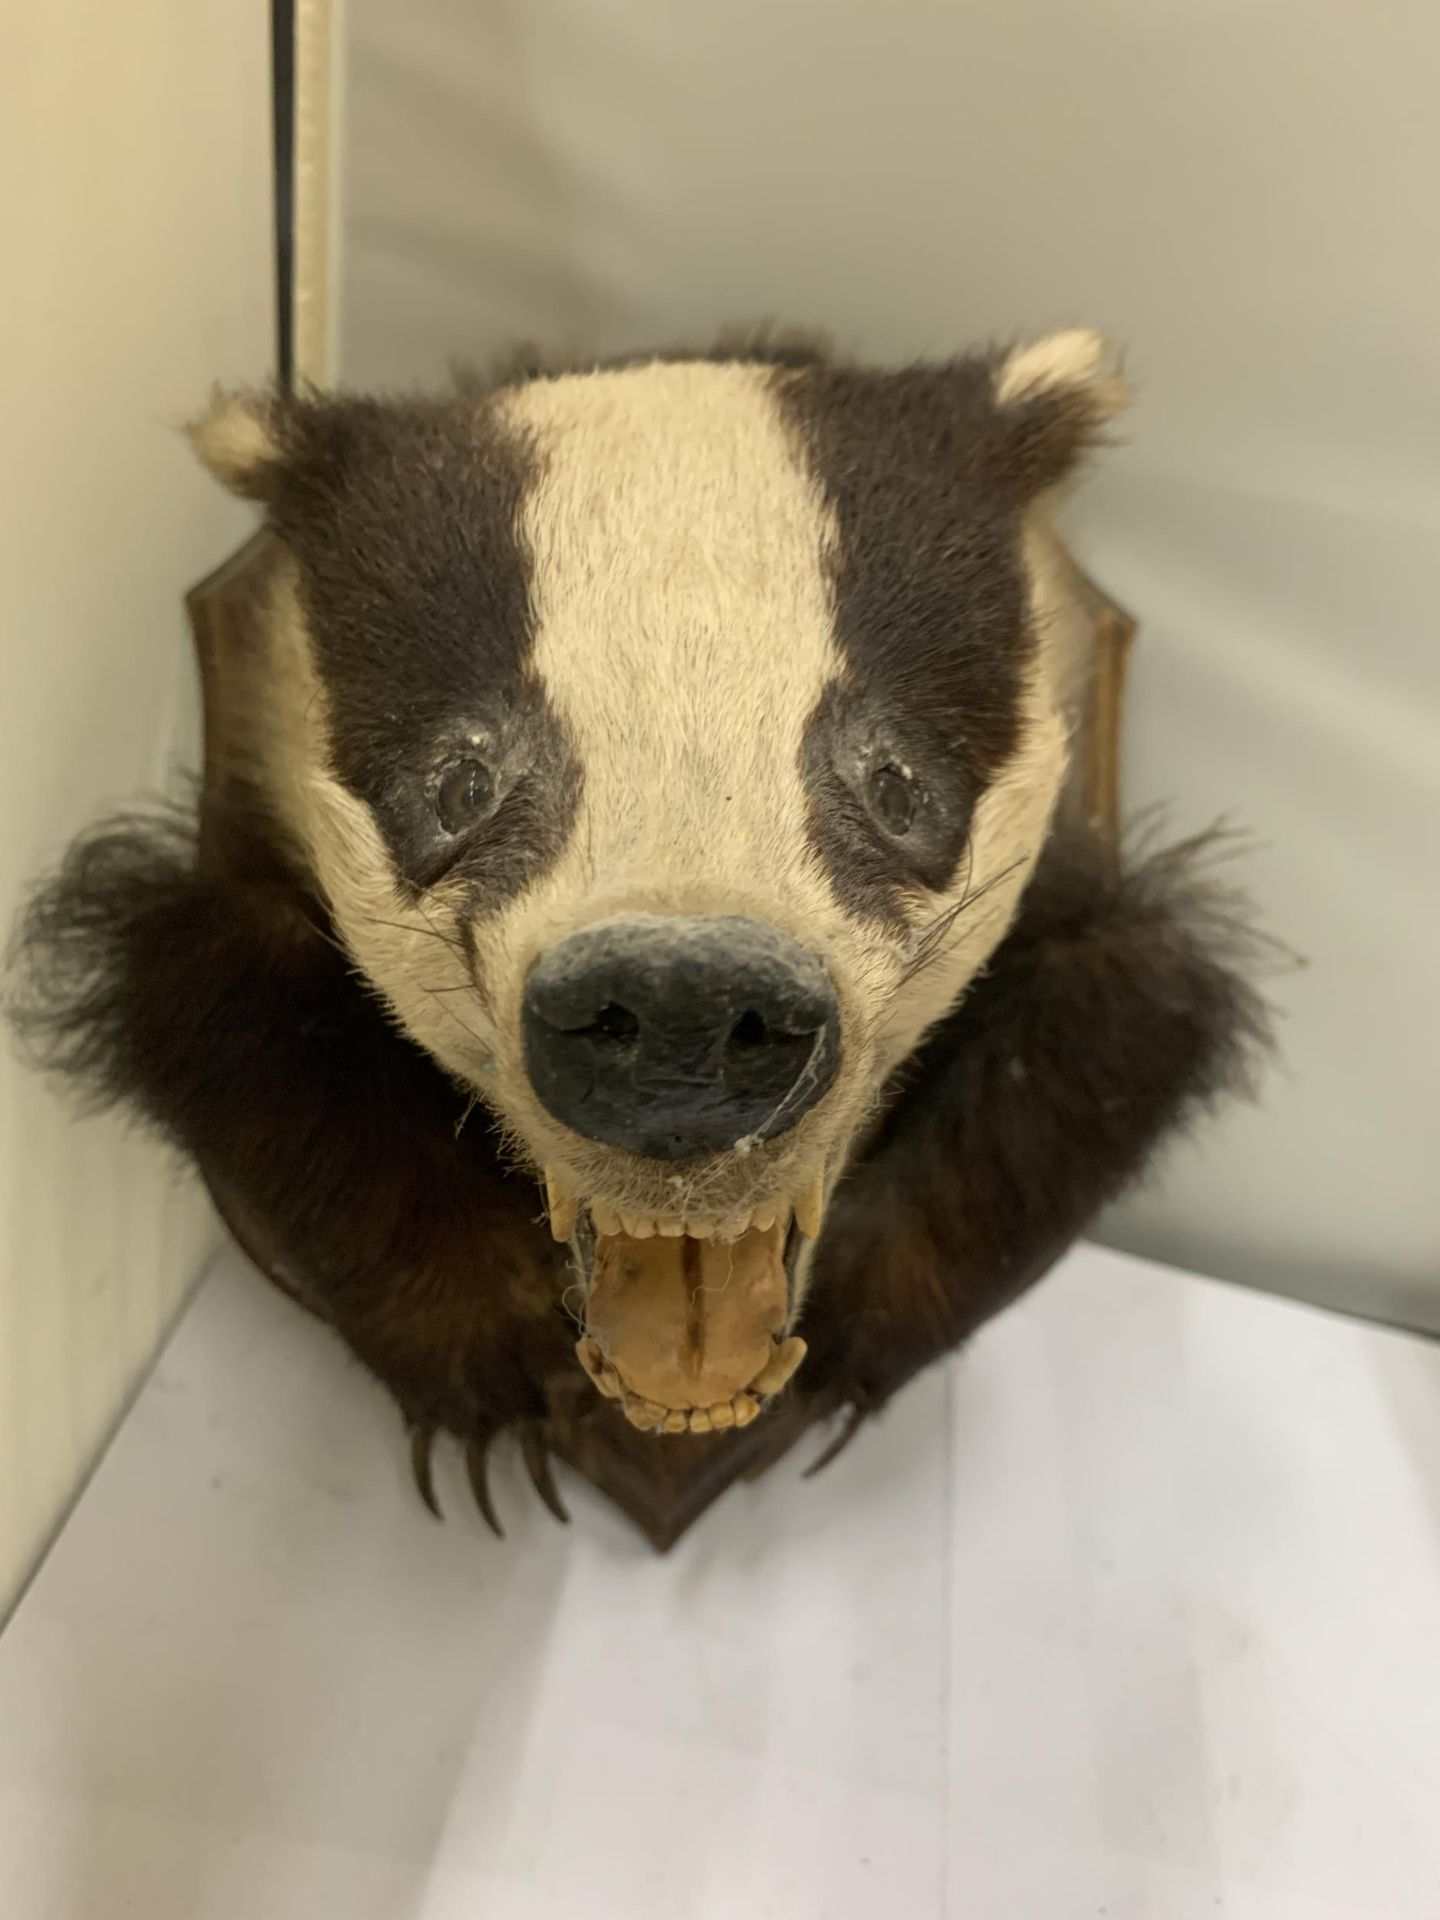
[1,1241,1437,1918]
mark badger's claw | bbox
[410,1424,442,1518]
[407,1422,566,1540]
[465,1433,504,1538]
[520,1422,570,1525]
[804,1399,871,1479]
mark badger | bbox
[8,327,1265,1541]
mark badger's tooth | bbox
[620,1211,654,1239]
[794,1177,824,1239]
[731,1393,760,1428]
[576,1339,624,1400]
[656,1217,686,1238]
[576,1338,605,1382]
[722,1201,790,1239]
[545,1170,579,1243]
[592,1200,623,1238]
[686,1219,716,1240]
[751,1336,808,1398]
[688,1408,714,1433]
[708,1400,736,1431]
[622,1395,668,1431]
[663,1410,690,1434]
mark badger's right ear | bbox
[987,329,1129,499]
[185,388,288,502]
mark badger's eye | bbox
[434,756,495,835]
[866,761,917,837]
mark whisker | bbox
[422,985,489,1052]
[899,854,1030,988]
[908,842,977,964]
[365,914,465,952]
[417,900,465,952]
[297,912,354,961]
[918,843,976,933]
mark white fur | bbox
[994,328,1128,423]
[187,393,280,496]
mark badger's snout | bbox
[522,914,840,1162]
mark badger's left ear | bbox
[988,329,1128,499]
[185,388,289,502]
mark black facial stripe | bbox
[775,358,1034,925]
[267,393,580,911]
[442,729,582,910]
[802,688,979,925]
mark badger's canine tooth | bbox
[544,1168,579,1242]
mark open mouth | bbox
[543,1172,820,1435]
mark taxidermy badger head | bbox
[183,328,1127,1427]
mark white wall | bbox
[0,6,273,1612]
[341,0,1440,1330]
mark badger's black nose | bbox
[522,914,840,1162]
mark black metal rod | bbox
[271,0,296,391]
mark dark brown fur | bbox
[6,803,573,1457]
[800,831,1270,1421]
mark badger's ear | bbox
[185,388,288,502]
[988,329,1128,498]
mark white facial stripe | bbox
[236,562,484,1085]
[498,363,843,916]
[466,363,894,1210]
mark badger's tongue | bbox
[575,1222,807,1435]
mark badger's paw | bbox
[407,1416,570,1538]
